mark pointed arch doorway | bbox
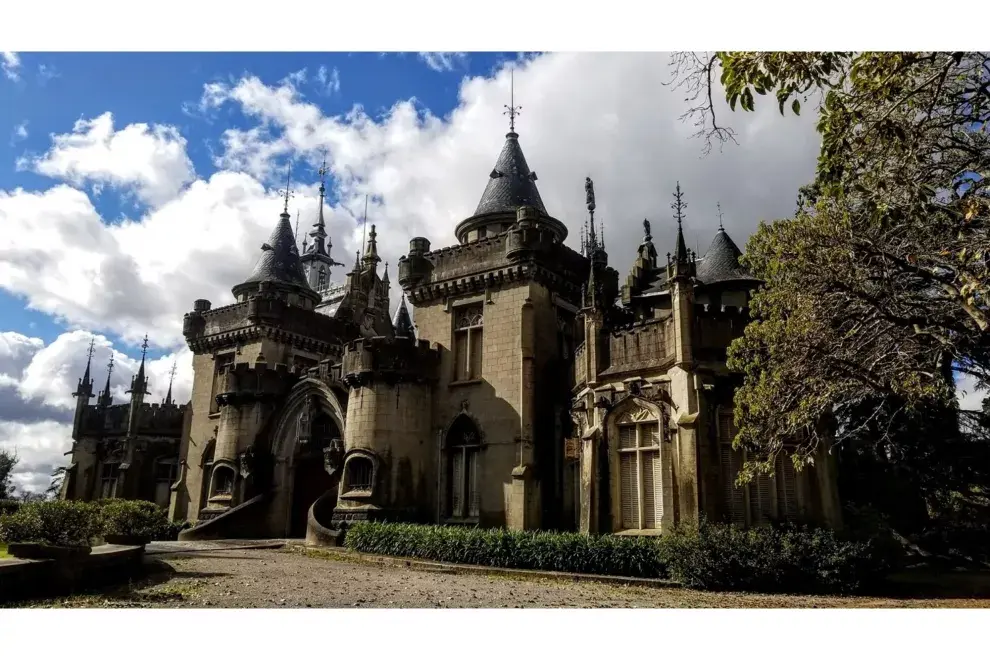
[289,412,340,538]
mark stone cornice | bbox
[405,261,582,306]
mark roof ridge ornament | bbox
[716,201,725,231]
[503,68,522,134]
[279,163,294,215]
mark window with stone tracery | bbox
[100,461,120,500]
[452,304,484,382]
[615,412,662,531]
[446,416,481,520]
[317,266,327,291]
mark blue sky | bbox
[0,50,981,492]
[0,52,525,358]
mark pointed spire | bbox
[128,334,150,397]
[382,261,389,282]
[393,295,415,339]
[363,224,380,266]
[99,352,115,407]
[165,359,177,406]
[74,337,96,398]
[82,337,95,384]
[672,181,689,264]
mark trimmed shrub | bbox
[344,520,891,594]
[345,522,670,579]
[0,500,97,548]
[98,500,172,541]
[661,521,891,594]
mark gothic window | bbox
[154,459,178,509]
[616,417,662,530]
[453,304,484,382]
[317,266,327,291]
[211,465,234,499]
[446,416,482,520]
[100,462,120,500]
[343,456,374,494]
[210,352,235,415]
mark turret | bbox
[300,157,344,292]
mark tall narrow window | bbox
[453,305,484,382]
[317,266,327,291]
[720,411,798,526]
[154,459,178,509]
[616,418,662,531]
[719,412,747,525]
[100,462,120,500]
[446,416,482,519]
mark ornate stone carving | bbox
[238,448,255,479]
[614,404,656,425]
[323,438,345,477]
[296,395,316,446]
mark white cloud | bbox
[418,52,468,73]
[316,65,341,96]
[27,111,195,207]
[1,51,20,81]
[10,120,28,144]
[956,372,986,411]
[0,329,193,493]
[1,52,820,388]
[37,63,58,84]
[285,68,307,86]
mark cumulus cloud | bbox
[10,120,28,145]
[0,329,193,492]
[26,111,195,207]
[956,372,986,412]
[418,52,468,73]
[1,51,20,81]
[0,53,821,353]
[316,65,340,96]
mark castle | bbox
[61,121,843,540]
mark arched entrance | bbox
[290,412,340,537]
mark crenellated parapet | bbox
[78,401,187,438]
[341,336,440,388]
[183,291,356,355]
[214,361,301,409]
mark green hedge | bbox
[344,520,891,594]
[97,500,172,540]
[345,522,668,578]
[0,500,98,548]
[0,499,182,548]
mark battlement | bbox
[215,358,301,406]
[78,400,187,438]
[341,336,440,387]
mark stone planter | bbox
[103,534,150,547]
[7,542,93,561]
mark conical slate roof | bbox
[696,228,760,285]
[393,296,415,339]
[473,132,547,216]
[239,211,313,291]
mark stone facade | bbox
[60,124,842,540]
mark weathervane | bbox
[86,337,96,363]
[280,163,294,214]
[671,181,687,229]
[716,201,724,230]
[106,352,115,378]
[168,360,177,386]
[503,68,522,133]
[318,153,329,188]
[140,334,149,361]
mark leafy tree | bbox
[0,449,16,499]
[46,466,67,499]
[669,52,990,486]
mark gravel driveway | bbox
[16,545,990,608]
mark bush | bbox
[344,520,892,595]
[661,520,891,594]
[345,522,670,579]
[0,499,21,516]
[0,500,97,548]
[98,500,172,540]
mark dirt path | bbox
[16,546,990,608]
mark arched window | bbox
[317,266,327,291]
[453,305,484,382]
[343,456,373,494]
[210,465,235,500]
[446,416,482,520]
[616,415,662,530]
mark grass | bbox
[0,543,10,559]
